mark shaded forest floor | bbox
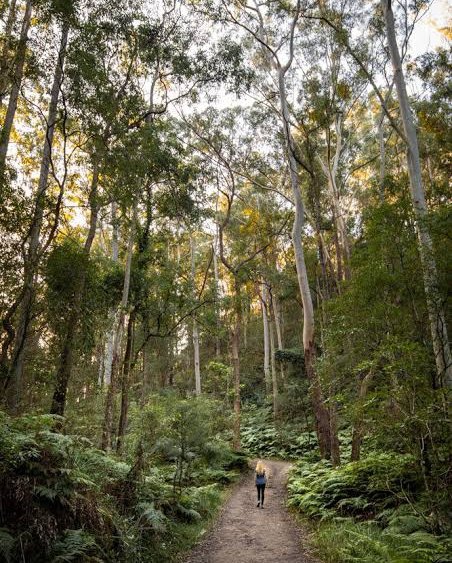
[184,460,320,563]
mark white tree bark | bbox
[271,290,285,382]
[213,240,221,357]
[191,237,201,395]
[103,202,120,386]
[102,209,136,451]
[261,284,271,393]
[278,68,315,354]
[382,0,452,387]
[318,115,350,280]
[269,299,278,417]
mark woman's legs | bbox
[256,484,266,507]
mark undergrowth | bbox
[0,399,246,563]
[241,404,319,460]
[288,453,452,563]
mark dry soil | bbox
[184,459,320,563]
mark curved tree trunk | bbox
[382,0,452,388]
[278,68,334,459]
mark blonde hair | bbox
[255,461,265,474]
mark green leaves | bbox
[288,452,420,520]
[49,530,98,563]
[288,453,451,562]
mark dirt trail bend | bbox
[184,460,319,563]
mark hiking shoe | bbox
[256,502,260,507]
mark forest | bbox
[0,0,451,561]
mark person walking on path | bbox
[255,460,267,508]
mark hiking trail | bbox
[184,460,320,563]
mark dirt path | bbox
[184,460,319,563]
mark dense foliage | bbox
[287,453,452,563]
[0,0,450,561]
[0,397,245,562]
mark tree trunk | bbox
[103,202,120,387]
[191,238,201,395]
[329,393,341,466]
[141,344,151,403]
[101,211,135,451]
[0,0,32,171]
[6,21,69,412]
[116,309,135,454]
[350,370,375,462]
[269,299,278,418]
[231,276,242,450]
[213,241,221,357]
[278,67,334,459]
[332,207,343,284]
[50,161,99,416]
[271,291,285,383]
[310,177,332,298]
[378,111,386,201]
[0,0,18,105]
[382,0,452,387]
[318,118,351,283]
[261,284,271,394]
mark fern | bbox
[0,528,14,563]
[49,530,97,562]
[175,503,202,522]
[137,502,168,533]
